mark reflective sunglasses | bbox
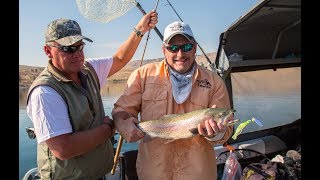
[165,43,194,53]
[49,42,85,54]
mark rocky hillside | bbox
[19,52,216,89]
[108,52,216,82]
[19,65,45,90]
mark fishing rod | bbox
[165,0,216,71]
[111,0,161,175]
[111,135,123,174]
[138,0,161,67]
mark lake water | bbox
[19,82,301,179]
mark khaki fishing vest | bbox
[27,60,114,180]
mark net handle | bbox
[135,2,163,41]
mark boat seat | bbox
[120,150,139,180]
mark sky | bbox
[19,0,260,67]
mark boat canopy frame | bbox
[215,0,301,77]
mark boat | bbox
[23,0,301,179]
[117,0,301,179]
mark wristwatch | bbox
[133,27,143,37]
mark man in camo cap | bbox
[45,18,93,46]
[26,11,158,180]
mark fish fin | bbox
[141,134,153,143]
[189,128,199,135]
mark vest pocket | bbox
[141,83,168,120]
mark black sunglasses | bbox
[165,43,194,53]
[50,42,85,54]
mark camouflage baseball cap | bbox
[45,18,93,46]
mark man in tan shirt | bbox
[112,21,233,180]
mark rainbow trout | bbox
[138,108,235,143]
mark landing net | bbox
[76,0,137,23]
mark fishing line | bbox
[113,0,161,173]
[139,0,161,67]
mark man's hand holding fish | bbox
[112,108,145,142]
[198,105,234,139]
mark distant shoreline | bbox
[19,80,128,108]
[19,53,216,93]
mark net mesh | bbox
[76,0,137,23]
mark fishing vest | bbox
[27,60,114,180]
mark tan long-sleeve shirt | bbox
[114,60,232,180]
